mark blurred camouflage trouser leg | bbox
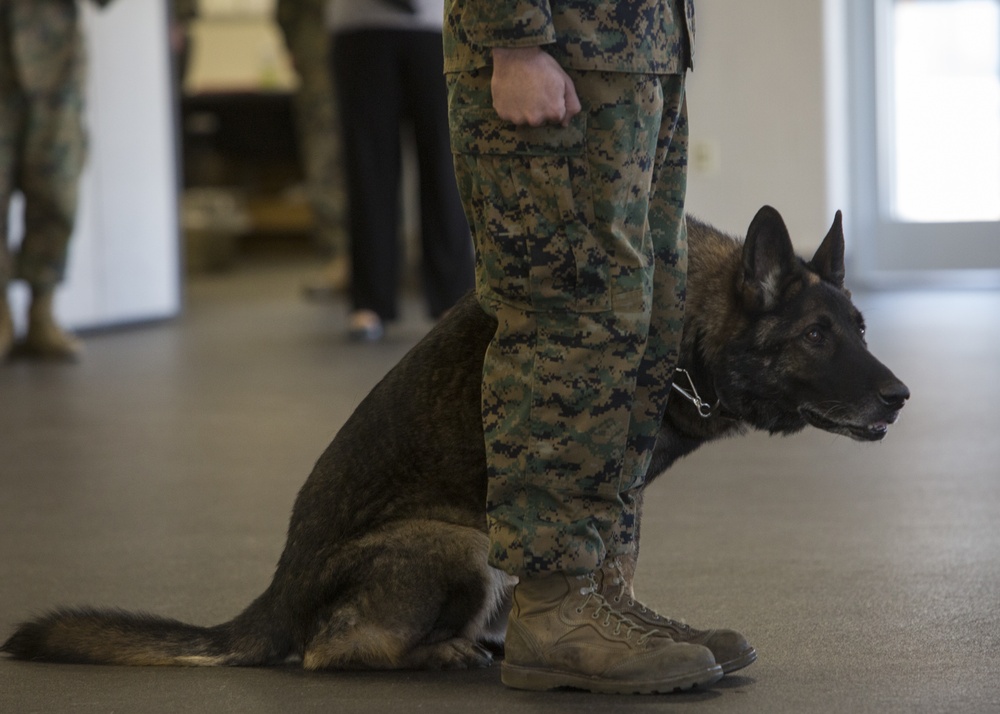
[0,0,86,292]
[289,36,347,257]
[449,69,688,578]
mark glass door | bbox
[850,0,1000,285]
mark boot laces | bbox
[605,560,691,634]
[573,575,655,644]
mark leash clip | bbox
[671,368,720,419]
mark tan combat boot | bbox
[597,559,757,674]
[502,572,723,694]
[24,289,82,361]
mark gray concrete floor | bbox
[2,258,999,713]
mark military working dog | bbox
[3,206,909,671]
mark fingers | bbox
[560,73,582,127]
[491,47,583,128]
[494,72,579,127]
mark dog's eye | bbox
[804,326,825,345]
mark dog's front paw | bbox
[416,638,495,670]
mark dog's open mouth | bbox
[800,409,897,442]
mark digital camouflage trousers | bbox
[448,68,689,578]
[0,0,86,290]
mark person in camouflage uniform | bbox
[275,0,349,296]
[0,0,110,361]
[446,0,754,693]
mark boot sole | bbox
[501,662,724,694]
[719,646,758,675]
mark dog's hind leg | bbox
[302,521,513,671]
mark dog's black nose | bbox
[879,381,910,410]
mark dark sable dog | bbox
[2,206,909,670]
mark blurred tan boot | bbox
[23,289,83,361]
[302,255,350,301]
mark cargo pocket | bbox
[451,108,610,313]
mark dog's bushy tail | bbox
[2,602,286,666]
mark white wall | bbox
[685,0,846,254]
[8,0,180,332]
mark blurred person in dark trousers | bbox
[328,0,474,341]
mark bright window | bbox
[890,0,1000,222]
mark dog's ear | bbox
[809,210,846,288]
[741,205,797,310]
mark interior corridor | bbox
[2,258,998,713]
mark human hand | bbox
[491,47,582,127]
